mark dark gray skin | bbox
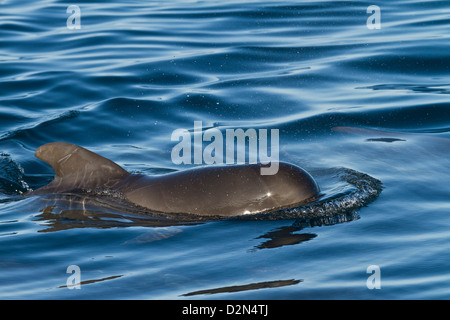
[28,142,320,217]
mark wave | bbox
[0,153,30,196]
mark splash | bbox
[0,153,30,196]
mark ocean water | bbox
[0,0,449,300]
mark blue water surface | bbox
[0,0,449,299]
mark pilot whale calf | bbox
[28,142,320,217]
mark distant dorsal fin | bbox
[31,142,129,194]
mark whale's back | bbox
[124,162,320,217]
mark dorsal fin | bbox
[31,142,129,194]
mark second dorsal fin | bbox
[31,142,129,194]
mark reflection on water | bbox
[34,196,200,232]
[366,138,406,143]
[253,225,316,250]
[58,275,122,289]
[182,279,302,297]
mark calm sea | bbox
[0,0,449,300]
